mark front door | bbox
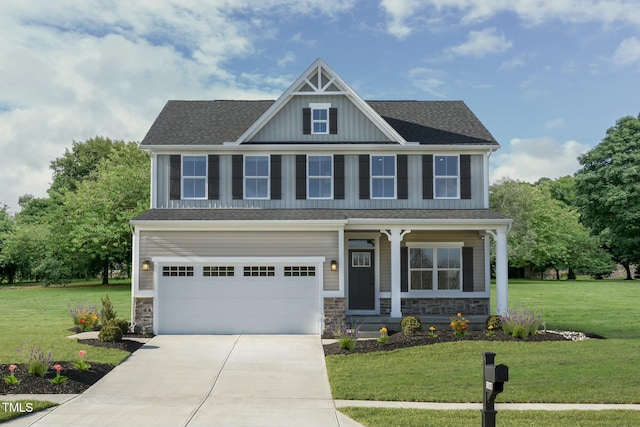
[348,249,375,310]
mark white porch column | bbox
[382,228,411,319]
[495,227,509,315]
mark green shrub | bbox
[486,315,502,331]
[108,318,129,336]
[101,294,117,325]
[17,344,53,378]
[98,324,123,342]
[401,316,421,336]
[500,306,542,339]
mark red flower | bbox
[54,364,62,373]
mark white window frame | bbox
[434,155,460,199]
[182,155,207,200]
[307,155,333,199]
[310,103,330,135]
[406,242,463,292]
[370,154,396,199]
[244,155,270,200]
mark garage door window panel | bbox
[284,266,316,277]
[162,266,194,277]
[244,266,275,277]
[203,266,235,277]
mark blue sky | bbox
[1,0,639,210]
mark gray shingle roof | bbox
[132,208,509,222]
[141,100,498,146]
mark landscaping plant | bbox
[74,350,91,371]
[49,364,68,385]
[401,316,421,336]
[98,324,123,342]
[100,294,117,325]
[428,326,438,339]
[500,306,542,339]
[3,365,20,385]
[377,327,389,344]
[449,313,469,337]
[69,302,100,332]
[17,344,53,378]
[331,321,360,351]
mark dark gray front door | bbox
[348,249,375,310]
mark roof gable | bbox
[232,59,407,145]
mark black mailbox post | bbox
[482,352,508,427]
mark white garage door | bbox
[156,260,322,334]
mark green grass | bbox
[0,400,57,423]
[327,278,640,404]
[0,280,132,365]
[339,408,640,427]
[491,278,640,339]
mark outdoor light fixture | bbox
[331,260,338,271]
[141,260,152,271]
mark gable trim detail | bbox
[233,59,407,145]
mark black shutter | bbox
[296,155,306,200]
[462,247,474,292]
[359,155,370,200]
[460,155,471,200]
[270,155,281,200]
[401,246,408,292]
[397,155,408,200]
[329,108,338,134]
[232,155,243,200]
[207,155,219,200]
[302,108,311,135]
[422,154,433,199]
[334,154,345,200]
[169,155,181,200]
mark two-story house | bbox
[130,59,511,335]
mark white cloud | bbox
[500,57,525,70]
[408,67,448,98]
[612,36,640,67]
[446,28,512,58]
[277,52,296,68]
[379,0,640,38]
[544,118,565,130]
[491,137,591,183]
[291,32,317,47]
[0,0,358,209]
[379,0,424,39]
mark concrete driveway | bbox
[28,335,361,427]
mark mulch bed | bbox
[0,338,146,395]
[323,330,591,356]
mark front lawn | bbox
[0,281,132,365]
[327,278,640,404]
[339,407,640,427]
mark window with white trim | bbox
[203,266,235,277]
[409,245,461,291]
[371,155,396,199]
[307,155,333,199]
[311,103,330,134]
[182,156,207,199]
[434,155,459,199]
[162,266,194,277]
[244,155,269,199]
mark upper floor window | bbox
[307,155,333,199]
[371,155,396,199]
[409,245,462,291]
[434,155,459,199]
[310,103,330,134]
[182,156,207,199]
[244,155,269,199]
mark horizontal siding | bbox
[139,230,339,291]
[250,95,391,143]
[156,154,486,209]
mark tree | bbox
[575,114,640,279]
[0,205,17,283]
[61,142,150,284]
[490,179,614,278]
[536,176,577,208]
[49,136,126,196]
